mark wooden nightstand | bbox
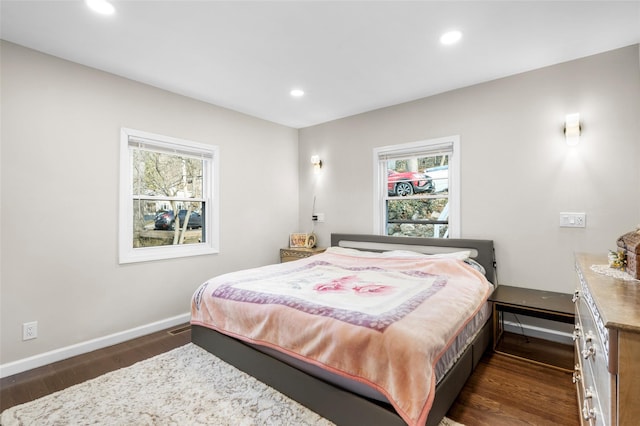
[489,285,575,371]
[280,247,326,263]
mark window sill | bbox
[119,244,219,264]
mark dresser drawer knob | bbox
[582,344,597,360]
[584,386,594,399]
[584,331,594,343]
[572,371,581,384]
[572,365,581,384]
[582,399,597,420]
[572,324,582,341]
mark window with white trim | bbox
[373,136,460,238]
[119,128,219,263]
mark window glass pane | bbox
[131,148,206,248]
[383,153,449,238]
[385,154,448,197]
[133,149,203,199]
[132,200,204,248]
[386,199,449,237]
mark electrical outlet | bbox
[23,321,38,341]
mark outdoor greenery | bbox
[386,198,449,238]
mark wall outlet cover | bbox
[23,321,38,340]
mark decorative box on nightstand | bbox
[280,247,326,263]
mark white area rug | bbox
[1,343,464,426]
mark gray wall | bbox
[1,42,299,364]
[2,40,639,368]
[299,45,640,293]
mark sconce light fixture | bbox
[85,0,115,15]
[310,155,322,173]
[564,113,581,146]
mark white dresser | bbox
[573,253,640,425]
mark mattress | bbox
[249,300,492,402]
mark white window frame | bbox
[119,128,220,263]
[372,135,460,238]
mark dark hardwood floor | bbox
[1,325,578,425]
[448,351,578,425]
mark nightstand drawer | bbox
[280,247,325,263]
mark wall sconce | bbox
[310,155,322,173]
[564,113,581,146]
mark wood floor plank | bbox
[448,352,578,425]
[496,332,574,371]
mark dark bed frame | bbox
[192,233,497,426]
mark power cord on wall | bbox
[512,313,530,344]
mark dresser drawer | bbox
[574,346,600,426]
[576,291,612,425]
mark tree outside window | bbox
[132,149,204,247]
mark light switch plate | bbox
[560,212,586,228]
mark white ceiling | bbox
[2,1,639,128]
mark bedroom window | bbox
[373,136,460,238]
[119,128,219,263]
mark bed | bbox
[191,233,497,426]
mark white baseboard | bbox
[0,314,570,378]
[0,313,190,379]
[503,320,573,345]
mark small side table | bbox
[489,285,575,371]
[280,247,326,263]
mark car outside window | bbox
[119,128,219,263]
[373,136,459,238]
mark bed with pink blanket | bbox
[191,234,496,426]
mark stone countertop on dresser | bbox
[576,253,640,333]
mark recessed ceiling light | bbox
[86,0,115,16]
[440,30,462,45]
[290,89,305,97]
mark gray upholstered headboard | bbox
[330,233,497,285]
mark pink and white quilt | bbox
[191,247,492,426]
